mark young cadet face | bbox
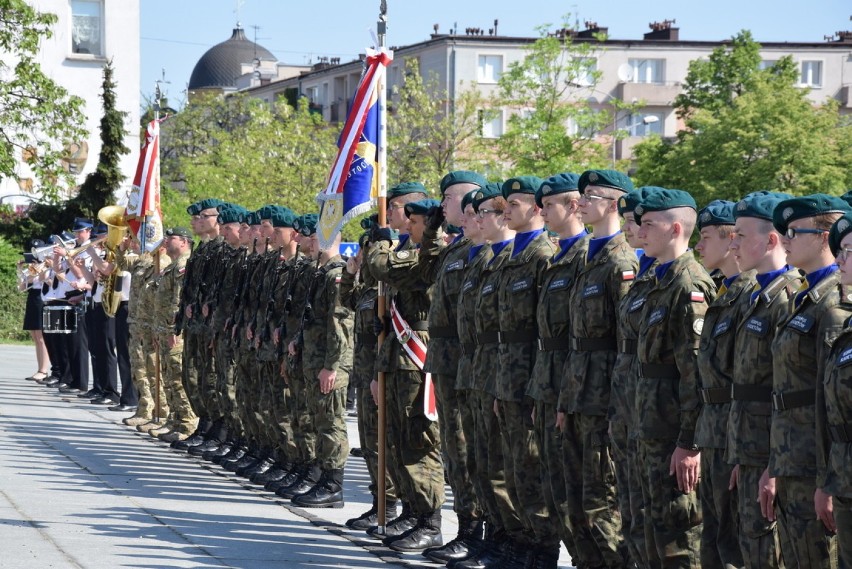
[836,233,852,285]
[504,193,540,231]
[239,223,252,246]
[441,186,468,227]
[577,186,617,225]
[695,226,733,272]
[274,227,295,249]
[476,197,508,242]
[540,194,574,235]
[386,198,409,231]
[781,217,826,270]
[731,217,770,272]
[260,219,275,240]
[408,214,427,245]
[220,222,241,247]
[621,213,642,248]
[462,204,482,242]
[194,208,220,235]
[636,210,674,258]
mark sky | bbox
[141,0,851,106]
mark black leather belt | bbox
[409,321,429,331]
[700,387,731,404]
[639,363,680,379]
[430,326,458,339]
[570,337,617,351]
[498,329,537,344]
[537,336,571,351]
[731,384,772,402]
[829,423,852,443]
[771,389,815,411]
[619,339,637,354]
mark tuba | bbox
[97,205,130,317]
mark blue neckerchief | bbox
[488,239,512,265]
[587,230,620,262]
[654,259,675,281]
[722,274,740,290]
[795,264,838,308]
[511,229,544,258]
[451,232,465,246]
[394,234,410,252]
[638,254,655,278]
[553,229,588,263]
[468,244,485,263]
[752,265,791,304]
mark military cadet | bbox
[633,189,716,568]
[341,222,400,529]
[151,227,198,442]
[767,194,849,568]
[416,170,487,565]
[693,200,753,569]
[366,184,446,553]
[817,213,852,568]
[530,173,590,568]
[726,191,798,569]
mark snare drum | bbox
[42,305,80,334]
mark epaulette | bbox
[762,272,801,306]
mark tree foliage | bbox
[0,0,87,200]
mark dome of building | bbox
[188,27,276,90]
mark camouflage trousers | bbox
[304,368,349,470]
[286,357,316,463]
[356,386,398,500]
[198,328,221,419]
[269,361,296,464]
[699,447,744,568]
[637,438,702,568]
[130,325,168,420]
[181,327,206,418]
[461,387,502,530]
[532,400,581,561]
[384,369,445,515]
[434,373,480,520]
[234,349,264,447]
[775,475,837,569]
[610,420,648,568]
[836,496,852,569]
[159,334,198,434]
[736,464,784,569]
[214,338,241,437]
[472,389,523,537]
[256,359,282,453]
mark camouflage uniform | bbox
[694,271,756,568]
[770,270,847,568]
[155,250,198,435]
[367,237,445,516]
[635,251,716,568]
[559,232,637,568]
[529,234,589,562]
[727,267,799,569]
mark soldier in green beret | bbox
[633,189,717,567]
[766,194,850,568]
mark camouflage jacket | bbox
[560,233,637,415]
[472,242,513,396]
[280,256,316,349]
[528,235,590,404]
[300,255,353,376]
[694,270,757,450]
[210,246,245,340]
[366,237,432,373]
[726,268,800,466]
[179,237,224,333]
[154,251,190,335]
[817,316,852,495]
[456,245,493,391]
[635,251,716,446]
[496,232,555,402]
[127,253,153,326]
[419,227,469,376]
[769,271,851,479]
[340,262,378,388]
[135,252,171,332]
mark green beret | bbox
[270,206,297,228]
[698,200,736,230]
[445,224,462,234]
[461,190,479,213]
[733,191,793,221]
[472,182,503,212]
[165,226,193,240]
[404,198,441,218]
[388,182,427,200]
[196,198,225,212]
[257,205,278,220]
[439,171,487,196]
[218,206,247,225]
[633,188,697,225]
[502,176,543,199]
[186,203,201,216]
[840,190,852,208]
[618,187,663,216]
[535,173,580,207]
[771,194,851,235]
[579,169,634,193]
[830,213,852,257]
[248,210,263,226]
[293,213,319,236]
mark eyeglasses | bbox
[785,227,827,239]
[581,194,615,202]
[388,203,406,211]
[191,213,218,220]
[837,247,852,262]
[477,208,504,219]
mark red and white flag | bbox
[125,119,164,252]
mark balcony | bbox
[839,86,852,109]
[616,82,682,106]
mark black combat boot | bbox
[253,460,290,485]
[214,438,246,465]
[524,543,559,569]
[190,421,228,456]
[266,462,301,492]
[276,462,321,499]
[367,501,413,540]
[241,448,274,478]
[450,524,505,569]
[423,516,483,563]
[226,446,259,473]
[292,468,344,508]
[202,439,234,462]
[346,496,398,531]
[388,510,443,553]
[172,417,212,450]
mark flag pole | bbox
[375,0,389,533]
[151,80,161,422]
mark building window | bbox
[628,59,665,84]
[620,112,664,137]
[71,0,103,56]
[800,61,822,87]
[571,58,597,87]
[477,55,503,84]
[759,60,779,70]
[479,109,503,138]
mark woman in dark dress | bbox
[19,244,50,381]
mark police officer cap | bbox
[218,206,247,225]
[28,238,45,249]
[697,200,736,230]
[92,222,109,237]
[439,171,487,196]
[270,206,297,228]
[733,191,793,221]
[388,182,427,199]
[404,198,441,218]
[72,218,93,231]
[165,226,193,240]
[618,187,663,216]
[293,213,319,236]
[535,173,580,207]
[472,182,504,212]
[829,212,852,257]
[501,176,543,199]
[579,169,634,194]
[771,194,851,236]
[633,188,697,225]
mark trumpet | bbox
[32,234,75,262]
[64,235,108,259]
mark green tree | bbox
[0,0,87,200]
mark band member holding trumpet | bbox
[18,240,50,382]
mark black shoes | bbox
[368,504,417,541]
[202,441,234,462]
[59,386,82,394]
[276,463,321,499]
[346,497,397,531]
[291,469,344,508]
[387,511,442,552]
[424,518,483,563]
[91,396,119,405]
[77,389,102,399]
[108,404,138,412]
